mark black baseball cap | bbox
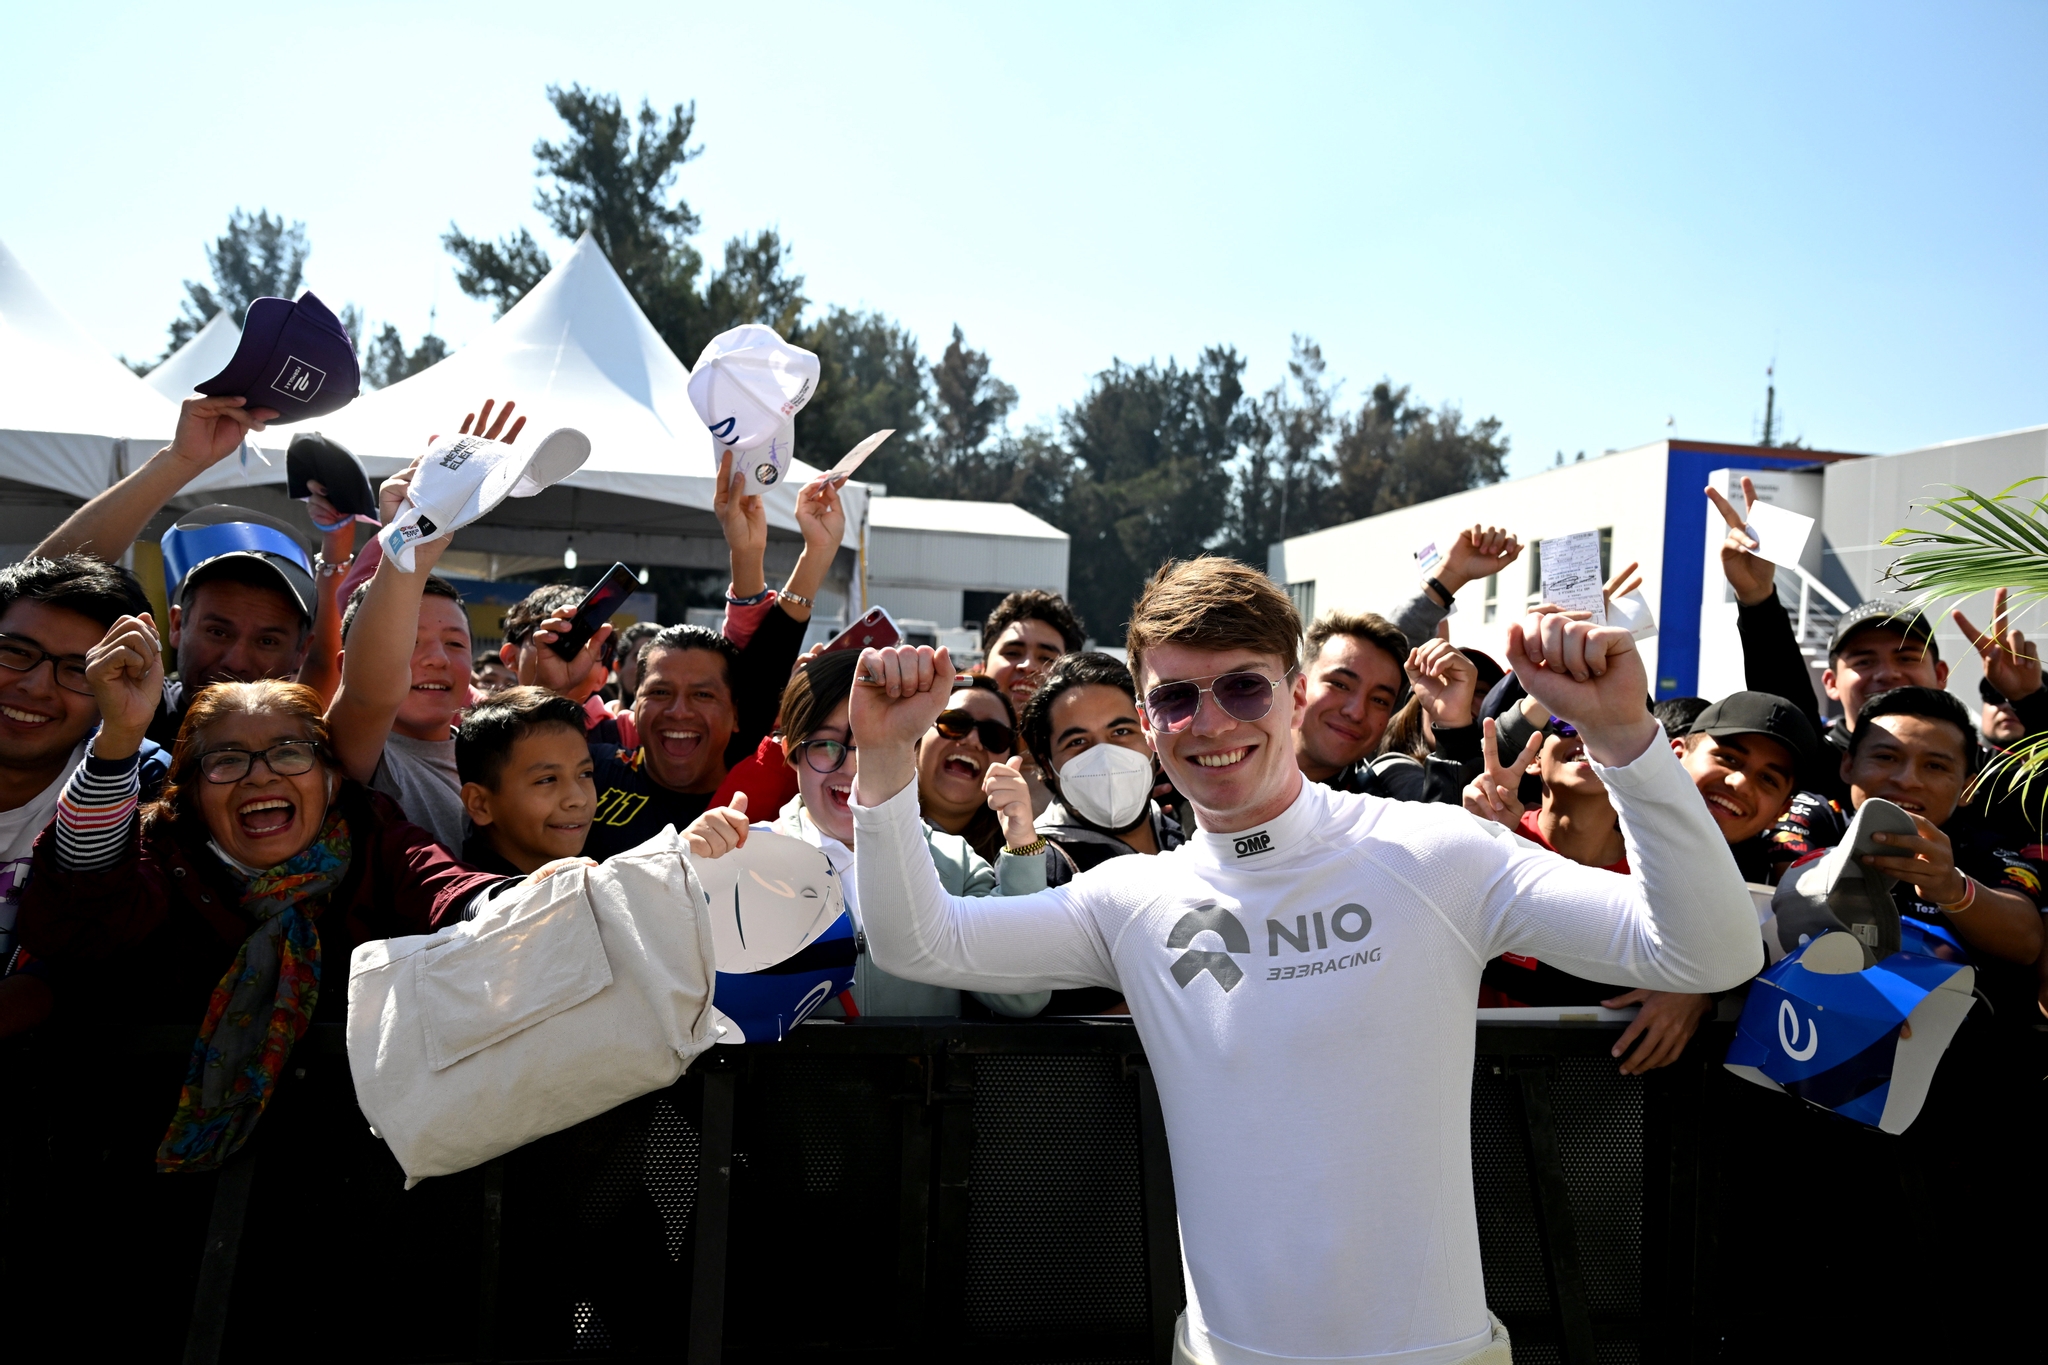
[287,431,377,519]
[1827,599,1936,662]
[1691,691,1821,780]
[1981,675,2015,706]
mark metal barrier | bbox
[0,1018,1727,1364]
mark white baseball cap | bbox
[380,427,591,571]
[690,829,844,974]
[686,324,821,494]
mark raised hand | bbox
[522,855,598,885]
[513,613,615,701]
[1955,587,2043,703]
[849,645,957,803]
[84,614,164,759]
[713,450,769,596]
[683,791,751,860]
[794,476,847,558]
[378,453,427,526]
[1507,608,1657,766]
[1463,717,1540,828]
[1440,525,1523,592]
[1705,477,1776,606]
[167,394,278,471]
[982,755,1038,849]
[1602,559,1643,608]
[1863,813,1967,907]
[304,479,352,534]
[1405,622,1479,728]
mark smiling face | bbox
[1537,729,1606,797]
[192,708,333,869]
[917,686,1015,828]
[1676,731,1797,844]
[170,579,307,691]
[633,646,738,794]
[460,722,595,873]
[1044,682,1151,780]
[0,600,106,776]
[1844,713,1970,826]
[786,698,857,845]
[984,618,1069,710]
[1136,642,1305,833]
[1824,628,1947,729]
[1983,697,2025,745]
[392,595,473,740]
[1294,633,1403,781]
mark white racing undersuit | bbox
[852,731,1759,1365]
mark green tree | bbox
[158,208,309,358]
[796,307,931,485]
[1057,348,1250,639]
[1219,336,1337,563]
[361,324,451,389]
[1328,381,1509,522]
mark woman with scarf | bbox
[748,647,1048,1019]
[18,613,504,1174]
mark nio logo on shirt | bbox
[1263,903,1382,981]
[1167,905,1249,992]
[1233,831,1272,858]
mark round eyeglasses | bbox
[799,738,854,774]
[196,740,322,785]
[1141,669,1292,733]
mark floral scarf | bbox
[156,810,352,1173]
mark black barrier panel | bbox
[0,1019,1721,1364]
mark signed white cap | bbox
[380,427,591,571]
[686,324,820,494]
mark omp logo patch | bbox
[1167,904,1249,992]
[270,355,327,402]
[594,788,651,827]
[1233,831,1272,859]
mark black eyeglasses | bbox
[1142,669,1292,733]
[932,709,1014,754]
[799,738,854,774]
[0,634,92,696]
[196,741,322,784]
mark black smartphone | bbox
[550,562,640,663]
[822,606,902,654]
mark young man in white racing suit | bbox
[845,557,1760,1365]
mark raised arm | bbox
[848,645,1118,993]
[292,482,362,708]
[1709,479,1822,734]
[1478,610,1762,992]
[35,396,276,560]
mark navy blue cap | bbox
[196,291,360,424]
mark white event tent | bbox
[144,310,241,399]
[0,237,184,501]
[181,231,864,590]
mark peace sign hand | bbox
[1955,588,2043,703]
[1463,716,1541,828]
[1705,476,1776,607]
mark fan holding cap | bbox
[145,506,317,748]
[686,324,821,493]
[195,291,361,425]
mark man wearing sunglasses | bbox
[0,556,172,1038]
[845,556,1758,1365]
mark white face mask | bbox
[1057,742,1155,831]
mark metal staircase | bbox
[1781,560,1852,697]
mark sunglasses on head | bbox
[932,709,1014,754]
[1142,669,1291,733]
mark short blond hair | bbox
[1125,557,1301,684]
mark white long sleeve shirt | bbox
[851,733,1759,1365]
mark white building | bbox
[862,496,1070,661]
[1270,427,2048,715]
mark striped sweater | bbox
[54,752,146,872]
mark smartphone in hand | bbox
[822,606,902,654]
[551,562,641,664]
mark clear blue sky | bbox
[5,2,2043,477]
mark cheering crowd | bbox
[1,386,2045,1358]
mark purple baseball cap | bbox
[195,291,361,424]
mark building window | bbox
[1483,573,1499,623]
[1288,580,1316,623]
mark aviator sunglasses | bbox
[1142,669,1293,733]
[932,709,1015,754]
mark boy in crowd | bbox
[498,582,622,743]
[978,589,1085,714]
[472,650,518,696]
[1023,651,1186,873]
[1291,610,1407,785]
[0,557,171,1036]
[1464,691,1816,1070]
[456,687,596,875]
